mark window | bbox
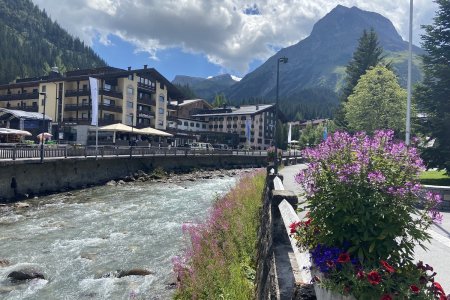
[160,82,164,89]
[104,113,114,121]
[241,116,246,120]
[214,125,218,129]
[214,117,218,121]
[82,84,88,91]
[219,117,224,121]
[196,123,200,128]
[128,75,133,80]
[209,125,213,129]
[159,108,164,114]
[82,112,88,119]
[104,98,115,106]
[190,122,194,127]
[32,102,37,107]
[82,98,89,106]
[127,87,134,95]
[219,125,223,128]
[104,84,112,91]
[233,124,237,128]
[227,125,231,129]
[233,117,238,120]
[32,89,38,93]
[127,114,134,125]
[202,124,206,129]
[158,120,164,126]
[127,101,134,109]
[41,85,46,93]
[227,117,232,121]
[241,124,245,128]
[184,121,188,126]
[177,120,182,125]
[159,95,165,102]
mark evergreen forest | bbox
[0,0,106,84]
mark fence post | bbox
[12,145,16,161]
[64,146,67,158]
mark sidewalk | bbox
[279,164,450,292]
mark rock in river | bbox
[8,268,45,281]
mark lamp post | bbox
[274,56,288,173]
[39,92,47,163]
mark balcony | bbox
[63,117,117,126]
[137,109,154,119]
[167,115,178,122]
[64,103,123,113]
[137,96,156,106]
[20,105,39,112]
[64,88,123,99]
[0,92,39,101]
[65,89,90,97]
[137,82,156,93]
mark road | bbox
[280,164,450,292]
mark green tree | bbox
[335,29,385,128]
[344,66,407,136]
[212,93,227,107]
[415,0,450,173]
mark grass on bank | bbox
[173,170,266,300]
[419,169,450,186]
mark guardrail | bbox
[0,145,287,161]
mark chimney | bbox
[144,65,148,69]
[127,66,131,71]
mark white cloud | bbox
[31,0,438,75]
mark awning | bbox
[0,128,32,136]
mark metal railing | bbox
[0,144,292,161]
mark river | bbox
[0,172,241,299]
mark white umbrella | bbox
[138,127,173,137]
[98,123,135,133]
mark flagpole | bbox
[405,0,413,145]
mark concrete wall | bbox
[255,170,315,300]
[0,155,266,202]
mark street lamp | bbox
[274,56,288,172]
[39,92,47,163]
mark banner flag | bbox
[245,119,251,141]
[323,126,328,141]
[287,123,292,144]
[89,77,99,126]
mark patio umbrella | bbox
[98,123,135,143]
[37,132,52,143]
[138,127,173,137]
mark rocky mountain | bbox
[0,0,106,84]
[225,5,423,103]
[172,73,238,101]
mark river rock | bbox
[14,202,30,209]
[106,180,117,186]
[117,268,154,278]
[0,259,10,267]
[117,180,126,185]
[99,268,154,278]
[8,268,45,281]
[165,281,177,290]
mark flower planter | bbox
[314,285,356,300]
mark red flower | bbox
[289,221,301,234]
[356,270,365,279]
[410,285,420,294]
[367,270,382,285]
[337,252,350,263]
[380,260,395,273]
[304,218,312,226]
[380,294,392,300]
[433,282,446,296]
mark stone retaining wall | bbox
[423,185,450,211]
[0,155,266,202]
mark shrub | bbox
[173,170,265,300]
[292,130,446,299]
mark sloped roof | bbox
[0,108,52,121]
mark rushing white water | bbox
[0,175,239,299]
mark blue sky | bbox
[32,0,437,82]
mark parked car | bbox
[213,144,229,150]
[189,142,214,150]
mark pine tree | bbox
[335,28,385,128]
[415,0,450,173]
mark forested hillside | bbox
[0,0,106,84]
